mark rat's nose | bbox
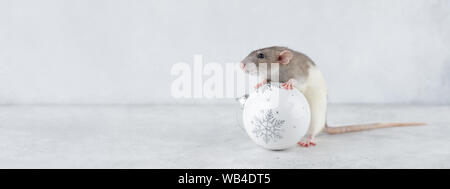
[240,62,245,70]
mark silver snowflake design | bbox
[251,109,286,143]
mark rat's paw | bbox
[281,79,296,90]
[254,80,268,89]
[297,136,316,147]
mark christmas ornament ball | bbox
[242,83,311,150]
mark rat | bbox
[239,46,426,147]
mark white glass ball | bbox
[243,83,311,150]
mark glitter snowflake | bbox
[251,109,286,143]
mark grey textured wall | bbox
[0,0,449,104]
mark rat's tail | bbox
[323,122,426,134]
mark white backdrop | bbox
[0,0,449,105]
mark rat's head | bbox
[240,46,293,76]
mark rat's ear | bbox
[278,50,293,65]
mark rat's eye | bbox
[257,53,265,59]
